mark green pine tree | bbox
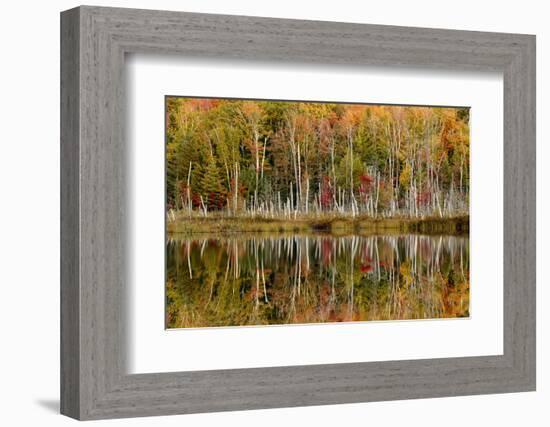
[200,154,225,210]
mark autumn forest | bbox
[165,97,470,328]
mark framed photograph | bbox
[164,97,471,330]
[61,6,536,420]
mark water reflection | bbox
[166,234,469,328]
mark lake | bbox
[166,233,469,328]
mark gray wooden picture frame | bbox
[60,5,536,420]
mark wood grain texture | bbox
[60,5,536,420]
[60,7,80,419]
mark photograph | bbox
[165,97,470,329]
[51,3,537,421]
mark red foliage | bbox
[188,98,219,111]
[358,173,374,196]
[319,175,334,209]
[191,193,202,209]
[207,192,226,210]
[188,189,227,211]
[359,173,374,186]
[360,255,373,273]
[360,263,373,273]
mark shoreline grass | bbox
[167,213,469,236]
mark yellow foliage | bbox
[399,163,412,189]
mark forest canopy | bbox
[166,97,469,219]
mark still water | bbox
[166,233,469,329]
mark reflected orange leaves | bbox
[166,234,470,328]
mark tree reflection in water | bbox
[166,234,469,328]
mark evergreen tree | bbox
[200,154,225,210]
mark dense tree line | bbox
[166,97,469,218]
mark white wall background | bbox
[0,1,546,425]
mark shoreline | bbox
[166,214,469,236]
